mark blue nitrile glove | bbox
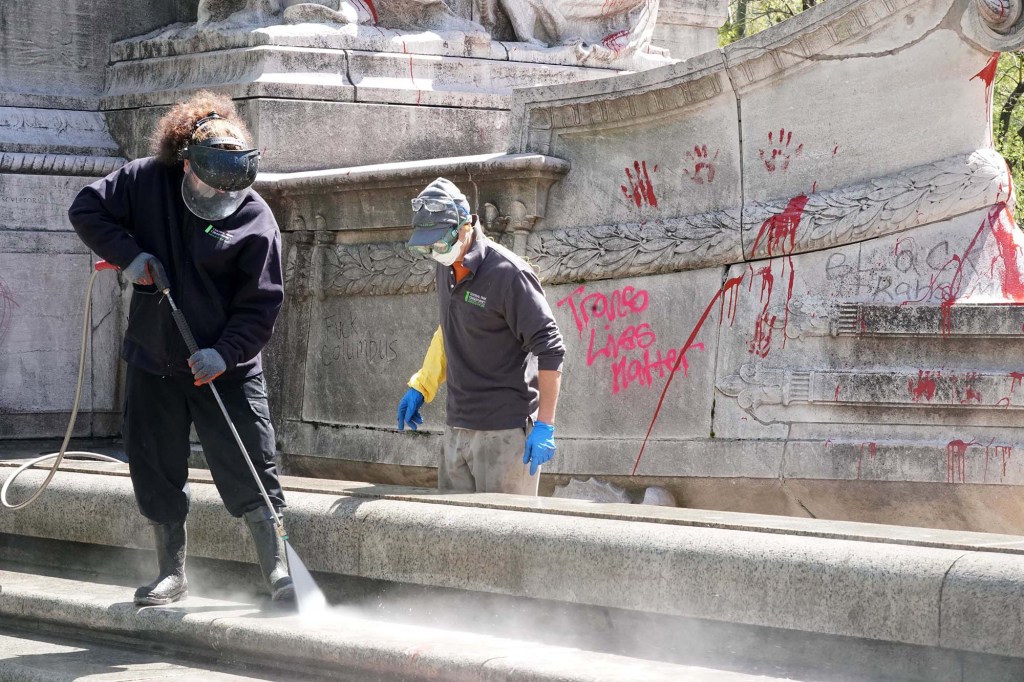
[523,421,555,476]
[397,387,425,431]
[123,252,167,287]
[188,349,226,386]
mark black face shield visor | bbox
[180,137,260,221]
[184,142,260,192]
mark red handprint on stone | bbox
[621,160,658,208]
[759,128,803,173]
[683,145,719,185]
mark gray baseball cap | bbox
[408,178,471,247]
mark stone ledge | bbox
[4,460,1024,554]
[2,466,1023,655]
[0,569,728,682]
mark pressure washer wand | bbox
[149,269,286,538]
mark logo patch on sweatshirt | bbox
[464,291,487,308]
[204,224,232,243]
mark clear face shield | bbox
[180,135,260,221]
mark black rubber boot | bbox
[134,521,188,606]
[243,506,295,602]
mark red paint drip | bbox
[361,0,380,24]
[999,445,1013,480]
[834,384,841,401]
[632,275,745,476]
[750,194,809,259]
[947,439,977,483]
[986,203,1024,300]
[746,194,809,357]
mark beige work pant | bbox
[438,426,539,495]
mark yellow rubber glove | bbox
[408,326,446,403]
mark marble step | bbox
[0,568,785,682]
[0,624,317,682]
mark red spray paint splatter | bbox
[971,52,1000,119]
[601,30,630,52]
[999,445,1013,480]
[621,161,658,208]
[962,372,983,404]
[747,194,809,357]
[632,274,745,475]
[908,370,938,402]
[400,41,421,105]
[997,370,1024,407]
[985,203,1024,300]
[856,442,878,479]
[947,439,978,483]
[357,0,380,23]
[834,384,841,401]
[930,202,1013,335]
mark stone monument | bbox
[5,0,1024,535]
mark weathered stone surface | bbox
[0,568,791,682]
[0,175,126,440]
[6,465,1024,658]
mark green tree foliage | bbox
[994,53,1024,178]
[719,1,1024,177]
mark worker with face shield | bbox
[396,178,565,495]
[68,92,292,606]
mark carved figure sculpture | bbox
[197,0,661,62]
[198,0,484,33]
[475,0,660,62]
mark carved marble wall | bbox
[258,0,1024,531]
[0,1,194,437]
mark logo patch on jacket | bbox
[464,291,487,308]
[204,224,232,243]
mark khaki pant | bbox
[439,426,539,495]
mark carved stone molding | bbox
[521,68,725,155]
[529,210,742,285]
[833,303,1024,337]
[717,363,1024,423]
[288,148,1010,297]
[319,241,436,298]
[0,152,124,177]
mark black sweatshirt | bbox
[438,225,564,430]
[68,157,284,381]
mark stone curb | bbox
[5,460,1023,557]
[1,468,1023,658]
[0,570,778,682]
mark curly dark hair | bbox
[150,90,254,164]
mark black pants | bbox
[123,365,285,523]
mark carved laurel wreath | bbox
[296,150,1008,297]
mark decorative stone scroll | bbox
[717,363,1024,423]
